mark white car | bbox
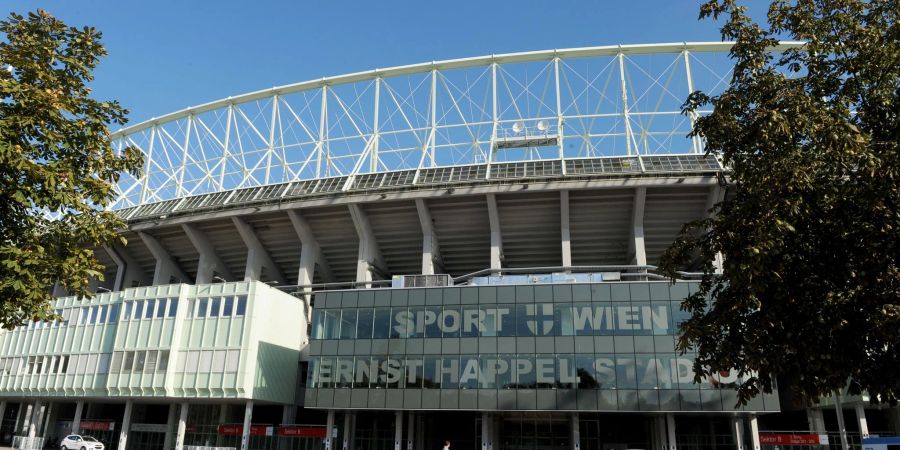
[60,435,105,450]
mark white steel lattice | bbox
[108,42,803,210]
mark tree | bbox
[660,0,899,405]
[0,10,142,329]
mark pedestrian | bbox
[443,440,451,450]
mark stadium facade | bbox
[1,42,898,450]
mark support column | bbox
[732,417,745,450]
[394,411,403,450]
[162,404,177,450]
[570,413,580,450]
[175,402,189,450]
[407,412,415,450]
[27,400,41,440]
[807,408,826,434]
[0,401,5,433]
[241,400,253,450]
[216,404,229,446]
[182,223,235,284]
[16,402,30,435]
[343,411,352,450]
[325,410,336,450]
[118,399,133,450]
[72,401,84,434]
[657,416,668,450]
[834,392,850,450]
[350,412,357,450]
[855,404,869,439]
[481,412,490,450]
[560,191,572,270]
[665,414,677,450]
[486,194,503,272]
[41,402,57,441]
[748,415,761,450]
[415,414,424,450]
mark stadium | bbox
[0,42,897,450]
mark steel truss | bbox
[109,42,803,210]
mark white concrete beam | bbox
[628,187,647,266]
[486,194,503,271]
[287,210,335,284]
[182,223,235,284]
[104,245,151,291]
[415,199,445,275]
[560,191,572,269]
[139,231,190,285]
[232,216,287,284]
[348,204,389,283]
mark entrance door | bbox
[498,418,570,450]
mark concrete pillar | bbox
[807,408,826,434]
[665,413,677,450]
[834,392,850,450]
[118,399,133,450]
[560,191,571,269]
[570,413,580,450]
[162,404,177,450]
[216,404,229,446]
[407,412,415,450]
[394,411,403,450]
[325,410,335,450]
[350,412,357,450]
[415,414,424,450]
[732,416,745,450]
[72,401,84,434]
[481,412,490,450]
[748,415,761,450]
[0,401,5,432]
[657,416,668,450]
[41,402,57,441]
[343,411,352,450]
[486,194,503,271]
[175,402,189,450]
[240,400,253,450]
[27,400,41,439]
[855,404,869,438]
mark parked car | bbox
[59,435,104,450]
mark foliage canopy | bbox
[662,0,899,405]
[0,10,142,329]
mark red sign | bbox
[80,421,115,431]
[217,424,273,436]
[278,426,327,438]
[759,434,824,445]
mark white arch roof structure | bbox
[109,41,804,212]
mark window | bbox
[59,355,69,374]
[157,351,169,372]
[145,300,155,319]
[223,297,234,316]
[122,352,134,373]
[133,302,143,320]
[144,351,157,373]
[134,351,146,372]
[110,352,122,374]
[156,299,166,318]
[90,306,100,324]
[167,299,178,318]
[185,299,195,319]
[78,308,88,325]
[212,350,226,372]
[108,304,119,323]
[235,296,247,316]
[225,350,240,373]
[98,305,108,324]
[198,299,208,318]
[34,356,44,374]
[122,302,132,321]
[210,298,221,317]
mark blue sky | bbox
[1,1,754,126]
